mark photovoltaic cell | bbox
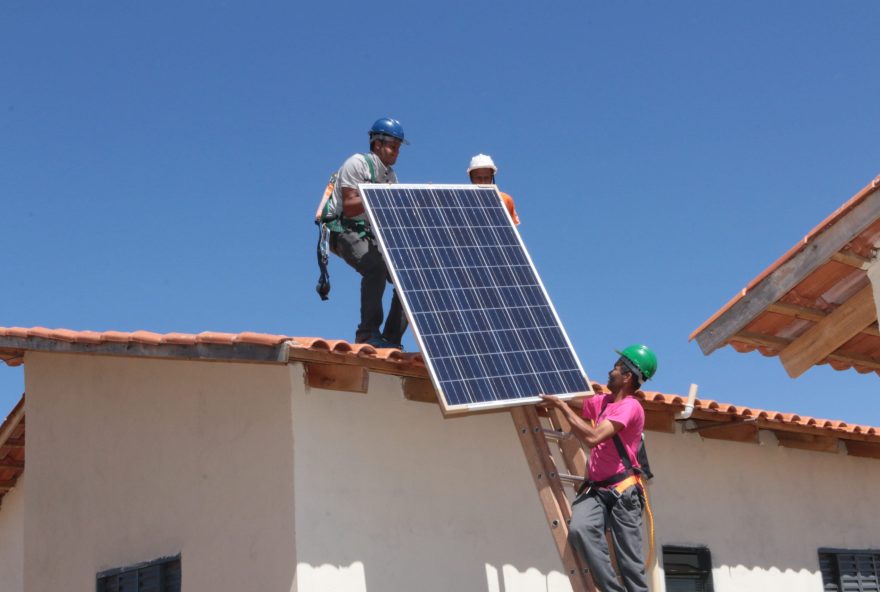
[360,184,592,414]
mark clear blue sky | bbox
[2,2,879,425]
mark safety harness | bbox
[579,395,657,569]
[314,154,377,300]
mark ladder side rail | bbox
[523,408,575,527]
[511,406,596,592]
[547,407,588,483]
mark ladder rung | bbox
[542,428,572,441]
[558,473,584,486]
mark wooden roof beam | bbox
[832,251,873,269]
[402,377,438,404]
[730,331,880,371]
[0,401,24,451]
[685,419,760,443]
[845,440,880,459]
[303,362,369,393]
[767,302,880,337]
[774,431,839,454]
[732,331,880,372]
[779,285,877,378]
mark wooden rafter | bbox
[774,431,839,453]
[767,302,880,337]
[304,362,369,393]
[685,419,759,443]
[0,402,24,451]
[644,409,676,433]
[831,251,873,269]
[731,331,880,373]
[779,285,877,378]
[401,377,438,404]
[845,440,880,459]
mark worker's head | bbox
[369,118,408,166]
[609,345,657,393]
[467,154,497,185]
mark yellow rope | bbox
[612,476,655,569]
[640,478,656,569]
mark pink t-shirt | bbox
[581,394,645,483]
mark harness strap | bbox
[362,152,376,182]
[315,153,379,299]
[337,153,377,239]
[583,469,634,490]
[611,474,641,495]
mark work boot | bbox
[364,336,403,350]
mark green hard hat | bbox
[615,344,658,382]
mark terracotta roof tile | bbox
[162,333,199,345]
[97,331,133,343]
[633,389,880,437]
[0,326,422,366]
[238,332,290,347]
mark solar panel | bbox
[359,184,593,414]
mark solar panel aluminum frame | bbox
[359,183,593,415]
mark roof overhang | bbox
[691,175,880,378]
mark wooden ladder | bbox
[511,404,597,592]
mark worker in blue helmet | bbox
[327,118,409,349]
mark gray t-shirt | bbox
[330,152,397,224]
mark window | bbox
[96,555,181,592]
[663,546,714,592]
[819,549,880,592]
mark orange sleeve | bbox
[500,191,521,225]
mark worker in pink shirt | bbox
[540,345,658,592]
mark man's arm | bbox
[341,187,364,217]
[539,394,621,448]
[337,155,370,218]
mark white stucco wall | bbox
[647,427,880,592]
[23,353,297,592]
[289,365,880,592]
[14,351,880,592]
[0,472,24,592]
[289,366,572,592]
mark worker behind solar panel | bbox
[540,345,657,592]
[313,118,409,350]
[467,154,520,226]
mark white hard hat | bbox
[467,154,497,174]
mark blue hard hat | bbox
[369,118,409,145]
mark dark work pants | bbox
[568,485,647,592]
[331,229,407,344]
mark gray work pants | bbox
[331,229,407,344]
[568,485,648,592]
